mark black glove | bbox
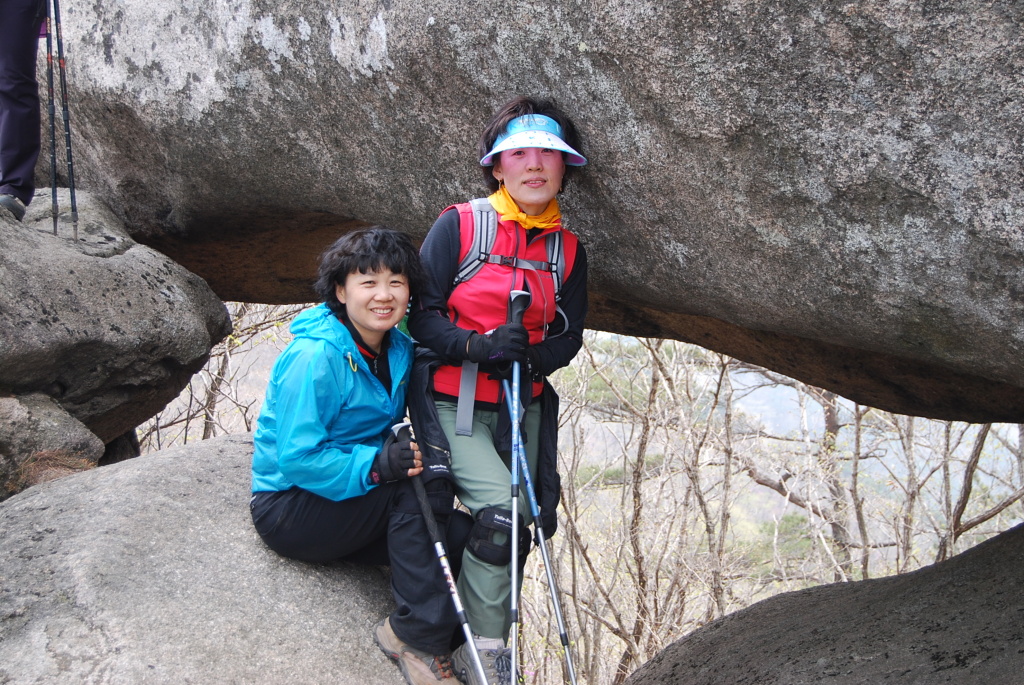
[493,346,543,381]
[368,439,417,484]
[466,323,528,364]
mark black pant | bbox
[0,0,45,204]
[251,482,472,654]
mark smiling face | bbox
[492,147,566,216]
[335,268,409,351]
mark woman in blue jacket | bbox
[251,227,469,685]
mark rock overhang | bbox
[41,0,1024,422]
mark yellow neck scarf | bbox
[487,185,562,231]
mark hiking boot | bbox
[0,195,26,221]
[451,636,511,685]
[373,617,458,684]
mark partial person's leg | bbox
[252,483,472,649]
[0,0,43,207]
[378,480,473,683]
[436,402,541,642]
[250,486,392,563]
[387,479,468,654]
[443,508,473,582]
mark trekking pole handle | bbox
[391,421,413,442]
[508,289,530,326]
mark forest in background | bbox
[139,303,1024,684]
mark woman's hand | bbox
[466,323,528,364]
[407,441,424,477]
[369,439,423,483]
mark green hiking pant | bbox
[436,400,541,641]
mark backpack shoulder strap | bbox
[454,198,498,286]
[547,229,578,301]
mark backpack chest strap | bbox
[482,253,557,272]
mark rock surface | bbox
[0,433,404,685]
[43,0,1024,421]
[0,393,104,498]
[0,189,231,497]
[627,522,1024,684]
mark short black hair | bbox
[478,96,585,192]
[313,227,425,316]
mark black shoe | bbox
[0,194,26,221]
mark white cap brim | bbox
[480,130,587,166]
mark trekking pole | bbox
[51,0,78,240]
[44,6,58,236]
[505,289,530,684]
[389,423,488,685]
[500,288,579,685]
[500,381,579,685]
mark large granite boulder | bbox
[44,0,1024,422]
[627,522,1024,684]
[0,393,104,498]
[0,433,403,684]
[0,190,230,497]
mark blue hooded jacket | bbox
[251,303,412,501]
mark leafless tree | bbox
[138,303,306,452]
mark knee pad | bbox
[468,507,531,566]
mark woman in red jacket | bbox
[408,96,588,685]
